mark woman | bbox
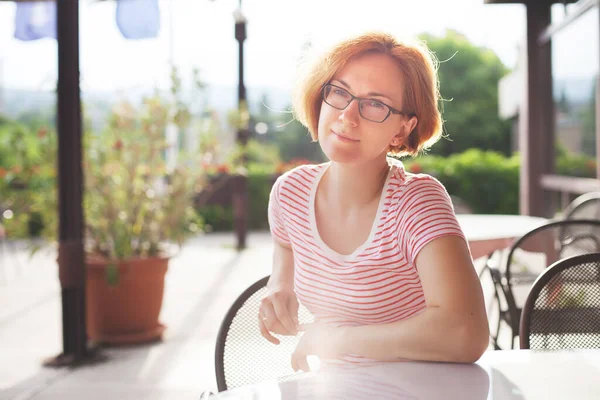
[259,31,489,372]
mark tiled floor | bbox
[0,232,273,400]
[0,231,507,399]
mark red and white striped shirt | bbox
[268,158,467,363]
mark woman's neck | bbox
[321,156,391,211]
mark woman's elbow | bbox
[453,320,489,363]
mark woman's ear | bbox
[391,116,418,147]
[405,115,418,135]
[390,136,402,147]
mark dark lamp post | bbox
[233,3,248,250]
[233,6,249,145]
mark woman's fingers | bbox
[260,294,297,335]
[258,314,280,344]
[291,350,310,373]
[260,300,287,334]
[260,299,278,328]
[298,356,310,373]
[291,352,297,372]
[273,296,298,335]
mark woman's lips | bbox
[332,130,360,143]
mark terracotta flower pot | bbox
[86,256,169,345]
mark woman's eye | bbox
[367,101,385,109]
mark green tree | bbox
[15,106,55,132]
[269,118,325,163]
[253,92,325,163]
[419,30,512,156]
[0,114,11,126]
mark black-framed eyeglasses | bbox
[321,83,411,123]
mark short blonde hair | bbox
[292,32,443,156]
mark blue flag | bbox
[116,0,161,40]
[14,1,57,41]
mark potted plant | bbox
[79,95,206,345]
[33,70,212,345]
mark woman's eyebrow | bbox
[334,79,394,101]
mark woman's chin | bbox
[319,140,387,165]
[319,143,360,164]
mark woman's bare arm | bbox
[267,241,295,292]
[337,235,489,362]
[259,241,299,343]
[291,235,490,369]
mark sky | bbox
[0,0,596,94]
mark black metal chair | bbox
[520,252,600,350]
[214,275,314,392]
[563,192,600,220]
[485,219,600,349]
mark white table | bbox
[457,214,548,259]
[212,349,600,399]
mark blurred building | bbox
[489,0,600,214]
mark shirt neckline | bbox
[309,160,398,261]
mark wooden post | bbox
[45,0,89,366]
[520,1,554,217]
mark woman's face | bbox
[316,52,416,165]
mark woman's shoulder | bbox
[274,162,328,189]
[403,172,446,190]
[388,158,445,189]
[387,158,450,201]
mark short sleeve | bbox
[268,175,292,247]
[397,176,467,265]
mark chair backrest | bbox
[505,219,600,284]
[563,192,600,220]
[214,275,314,392]
[496,219,600,333]
[519,252,600,350]
[503,219,600,283]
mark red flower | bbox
[216,164,230,174]
[0,168,6,178]
[113,140,124,151]
[37,127,48,139]
[586,160,597,170]
[409,163,422,173]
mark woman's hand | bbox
[258,287,299,344]
[291,323,347,372]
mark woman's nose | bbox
[338,99,360,127]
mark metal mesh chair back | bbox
[487,220,600,349]
[520,253,600,350]
[504,219,600,300]
[215,276,314,392]
[563,192,600,221]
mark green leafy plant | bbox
[400,149,520,214]
[29,67,213,262]
[0,123,56,238]
[82,97,206,259]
